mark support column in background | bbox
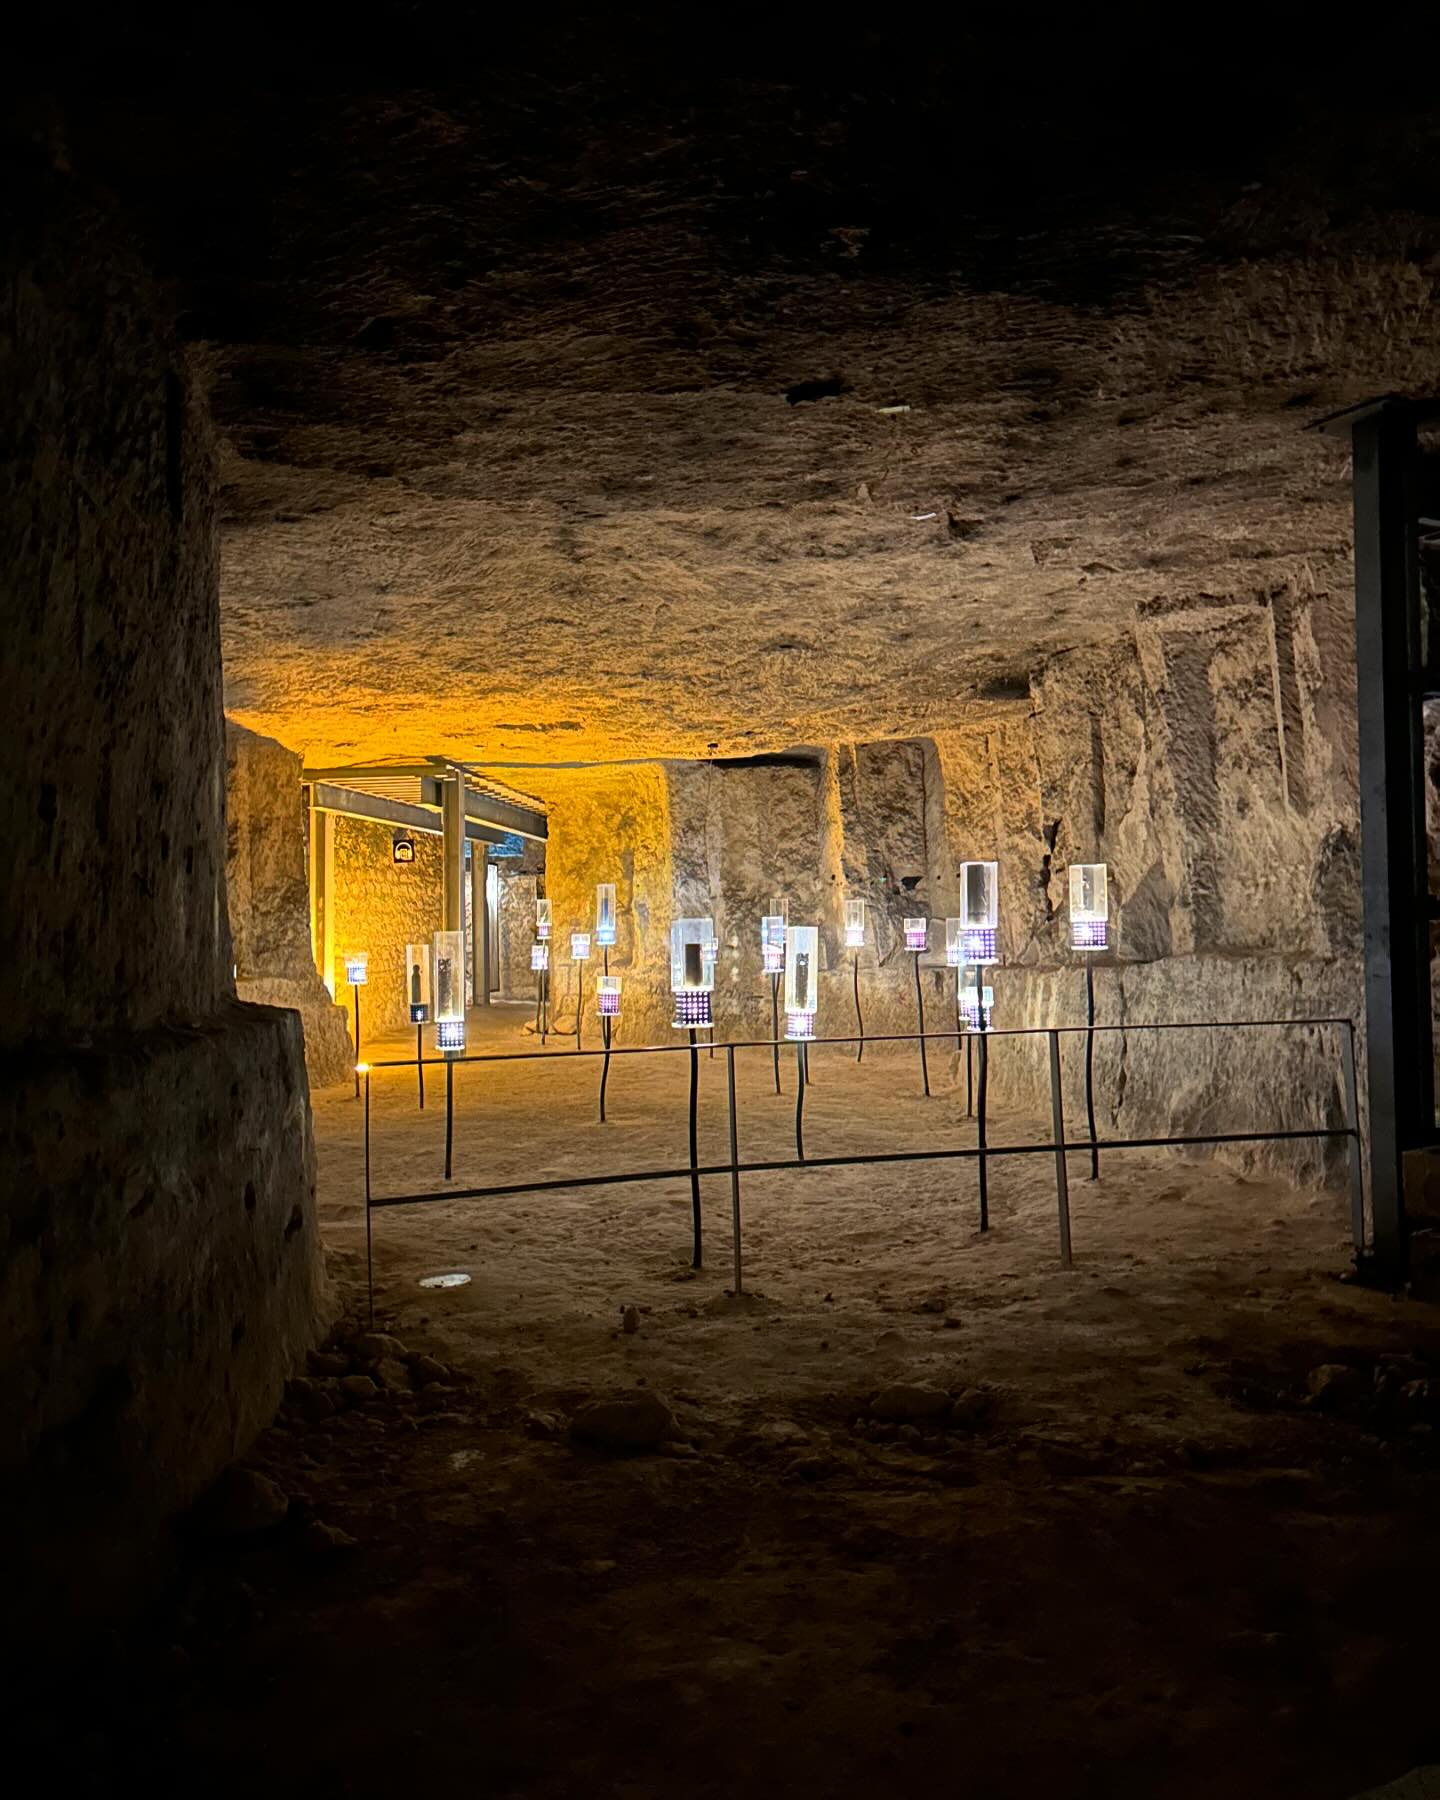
[473,843,491,1006]
[308,792,336,997]
[442,773,466,998]
[1320,394,1439,1280]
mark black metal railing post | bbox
[1084,962,1099,1180]
[444,1058,455,1180]
[770,972,782,1095]
[912,951,930,1097]
[1049,1028,1072,1267]
[726,1045,743,1294]
[360,1019,1367,1297]
[976,1026,989,1231]
[599,1014,613,1123]
[688,1027,702,1268]
[794,1037,807,1161]
[1341,1020,1366,1252]
[364,1068,374,1325]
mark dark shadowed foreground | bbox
[15,1024,1440,1798]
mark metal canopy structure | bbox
[1312,395,1440,1278]
[303,762,546,1008]
[301,761,548,842]
[308,781,508,844]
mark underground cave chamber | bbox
[8,53,1440,1799]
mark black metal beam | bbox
[1350,399,1434,1274]
[419,774,547,841]
[307,780,508,844]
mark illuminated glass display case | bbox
[784,924,819,1039]
[671,916,716,1028]
[1069,862,1109,951]
[959,862,999,964]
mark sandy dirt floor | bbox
[34,1007,1440,1797]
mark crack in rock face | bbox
[68,36,1440,764]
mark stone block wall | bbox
[510,574,1364,1188]
[937,582,1364,1187]
[1,140,230,1051]
[528,750,967,1050]
[0,1004,324,1628]
[981,956,1361,1188]
[331,816,444,1037]
[0,129,326,1636]
[498,870,541,1001]
[225,721,353,1087]
[521,762,673,1043]
[669,755,833,1042]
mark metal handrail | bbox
[363,1014,1358,1069]
[359,1014,1366,1325]
[367,1128,1356,1211]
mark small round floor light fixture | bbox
[1068,862,1109,951]
[959,861,1000,964]
[784,923,819,1040]
[418,1271,471,1290]
[671,916,716,1029]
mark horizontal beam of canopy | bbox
[307,780,508,845]
[301,762,547,841]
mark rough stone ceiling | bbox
[81,26,1440,765]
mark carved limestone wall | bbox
[520,577,1362,1183]
[224,722,353,1088]
[0,133,326,1637]
[331,817,445,1037]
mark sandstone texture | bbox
[194,1465,291,1538]
[571,1390,678,1451]
[331,814,446,1035]
[2,146,229,1046]
[869,1383,953,1423]
[225,720,354,1087]
[55,59,1434,1222]
[67,63,1440,768]
[1,130,327,1635]
[522,762,674,1041]
[496,868,541,1001]
[512,579,1366,1182]
[0,1002,326,1625]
